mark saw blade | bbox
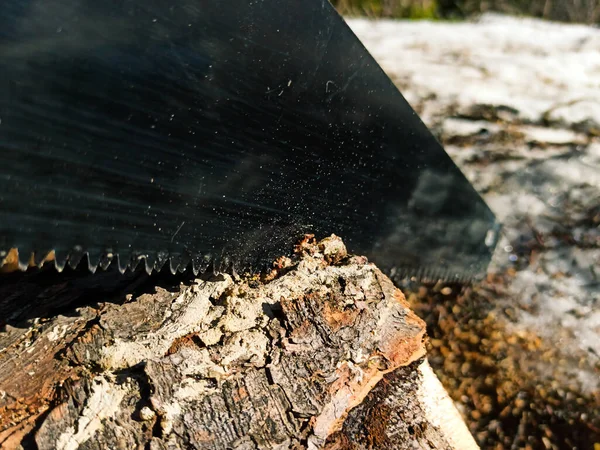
[0,0,499,281]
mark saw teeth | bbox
[190,255,200,276]
[53,251,67,272]
[17,250,30,271]
[230,262,240,279]
[220,255,232,273]
[1,247,232,277]
[155,251,169,272]
[169,254,181,275]
[169,253,192,274]
[33,250,53,267]
[143,254,156,275]
[99,252,114,271]
[0,248,58,272]
[178,254,191,273]
[0,246,480,283]
[129,253,145,273]
[116,254,128,274]
[17,249,31,272]
[68,246,85,269]
[388,265,474,284]
[86,250,101,273]
[0,249,7,271]
[191,254,212,276]
[168,253,191,274]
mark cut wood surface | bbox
[0,235,477,449]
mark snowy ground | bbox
[347,14,600,392]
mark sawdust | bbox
[406,281,600,449]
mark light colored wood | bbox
[417,360,479,450]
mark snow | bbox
[347,14,600,127]
[519,125,587,145]
[347,14,600,391]
[441,118,502,137]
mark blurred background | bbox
[332,2,600,449]
[333,0,600,23]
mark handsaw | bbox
[0,0,499,282]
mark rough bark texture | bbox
[0,235,477,449]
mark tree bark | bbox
[0,235,477,449]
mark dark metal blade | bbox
[0,0,499,281]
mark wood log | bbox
[0,235,477,449]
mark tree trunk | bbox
[0,235,477,449]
